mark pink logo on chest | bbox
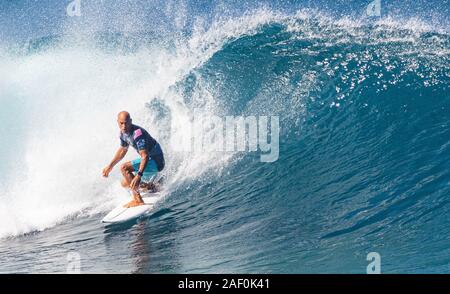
[133,129,143,139]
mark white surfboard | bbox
[102,192,161,224]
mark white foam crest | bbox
[187,8,284,68]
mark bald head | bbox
[118,111,131,122]
[117,111,132,133]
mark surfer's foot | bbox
[123,200,145,208]
[123,194,145,208]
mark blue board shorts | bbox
[131,158,159,182]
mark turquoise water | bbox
[0,1,449,273]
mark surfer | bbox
[102,111,165,208]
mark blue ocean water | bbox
[0,1,449,273]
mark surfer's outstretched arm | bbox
[102,146,128,177]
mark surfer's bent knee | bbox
[120,162,131,174]
[121,178,129,188]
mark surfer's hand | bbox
[130,175,141,190]
[102,165,113,177]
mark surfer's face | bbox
[117,117,132,134]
